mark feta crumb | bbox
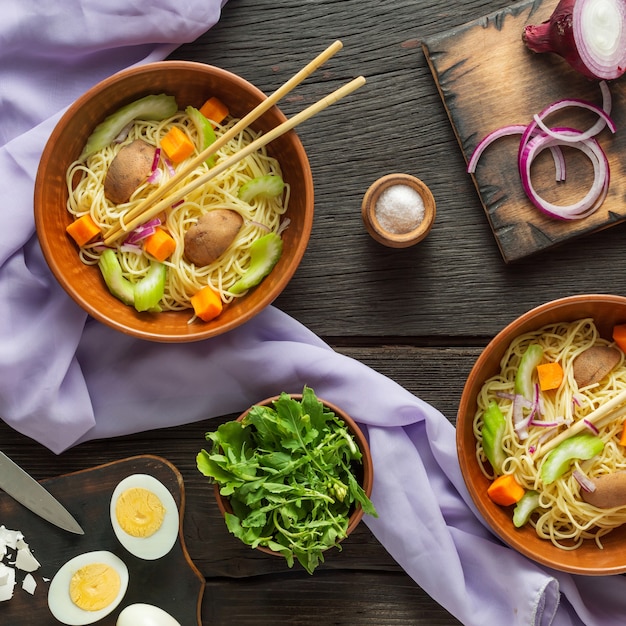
[0,563,16,602]
[21,573,36,595]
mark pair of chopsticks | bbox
[536,388,626,457]
[103,40,363,246]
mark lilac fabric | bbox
[2,2,626,625]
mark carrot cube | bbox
[143,228,176,262]
[199,97,229,127]
[536,362,564,391]
[190,285,223,322]
[160,126,195,163]
[66,214,101,246]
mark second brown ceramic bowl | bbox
[457,294,626,575]
[34,61,314,342]
[214,394,373,559]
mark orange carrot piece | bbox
[487,474,525,506]
[190,285,223,322]
[620,422,626,447]
[613,324,626,353]
[160,126,195,163]
[66,214,101,247]
[143,228,176,262]
[199,96,229,127]
[536,362,564,391]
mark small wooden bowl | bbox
[457,294,626,575]
[214,394,373,559]
[361,173,436,248]
[34,61,314,343]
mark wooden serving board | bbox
[0,455,204,625]
[422,0,626,263]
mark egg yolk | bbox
[115,487,165,537]
[69,563,121,611]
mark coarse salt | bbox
[374,184,424,235]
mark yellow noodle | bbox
[66,112,288,310]
[474,318,626,549]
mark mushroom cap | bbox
[104,139,156,205]
[184,209,244,266]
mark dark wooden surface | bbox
[5,0,626,624]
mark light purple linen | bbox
[2,2,626,625]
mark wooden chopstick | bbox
[103,40,344,245]
[103,74,366,246]
[536,389,626,457]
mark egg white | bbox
[116,603,182,626]
[47,550,129,626]
[110,474,179,560]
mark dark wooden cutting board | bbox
[422,0,626,262]
[0,455,203,625]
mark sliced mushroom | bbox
[184,209,244,266]
[104,139,156,204]
[572,345,621,388]
[581,472,626,508]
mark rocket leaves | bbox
[196,386,377,574]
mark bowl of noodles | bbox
[34,61,314,342]
[457,294,626,575]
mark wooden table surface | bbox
[5,0,626,624]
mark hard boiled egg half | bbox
[48,550,128,625]
[110,474,179,560]
[116,603,182,626]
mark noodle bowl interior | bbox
[474,317,626,550]
[66,95,288,321]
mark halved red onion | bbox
[523,0,626,81]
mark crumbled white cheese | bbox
[21,573,36,595]
[0,563,16,602]
[15,545,40,573]
[0,526,41,602]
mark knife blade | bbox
[0,451,84,535]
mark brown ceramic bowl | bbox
[361,173,436,248]
[214,394,373,560]
[34,61,313,342]
[457,294,626,575]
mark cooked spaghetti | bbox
[474,318,626,549]
[66,109,289,311]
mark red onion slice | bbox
[518,128,610,220]
[532,93,615,143]
[573,469,597,492]
[468,82,613,221]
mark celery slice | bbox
[481,401,507,474]
[514,344,544,401]
[185,106,216,166]
[80,94,178,161]
[540,433,604,485]
[238,175,285,203]
[230,233,283,295]
[98,249,134,306]
[133,262,166,312]
[513,490,540,527]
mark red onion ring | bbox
[467,82,614,221]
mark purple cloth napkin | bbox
[2,2,626,625]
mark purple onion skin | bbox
[522,0,621,80]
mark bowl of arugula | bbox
[196,386,376,574]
